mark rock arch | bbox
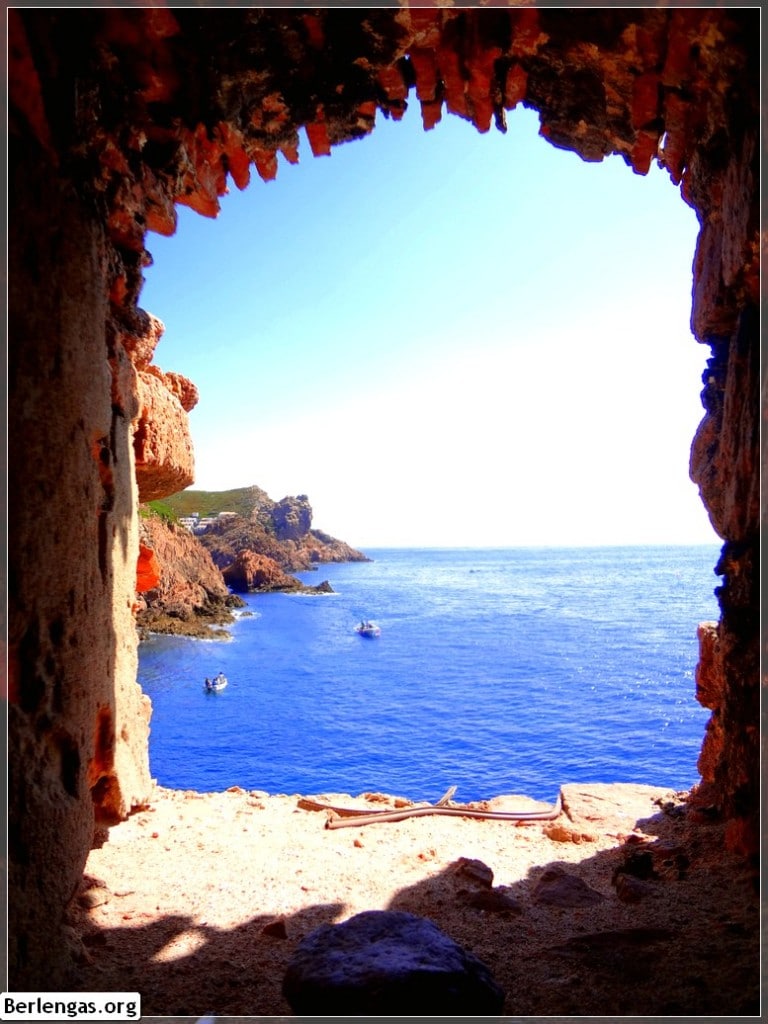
[8,7,759,989]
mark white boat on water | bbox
[355,620,381,638]
[204,673,228,693]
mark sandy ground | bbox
[69,781,759,1018]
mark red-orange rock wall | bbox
[222,550,300,593]
[138,515,230,619]
[110,306,199,503]
[134,369,196,502]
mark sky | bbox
[139,101,719,550]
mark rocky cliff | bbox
[137,488,367,631]
[201,516,369,576]
[166,486,371,574]
[222,550,334,595]
[121,308,198,503]
[136,515,245,638]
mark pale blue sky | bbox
[140,102,718,549]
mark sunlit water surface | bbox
[139,545,719,802]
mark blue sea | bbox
[138,545,721,803]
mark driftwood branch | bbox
[297,788,563,830]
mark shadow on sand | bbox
[75,801,758,1018]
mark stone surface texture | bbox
[135,516,241,638]
[199,497,371,573]
[272,496,313,542]
[134,363,198,503]
[282,909,505,1015]
[9,6,759,992]
[221,549,313,594]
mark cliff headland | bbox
[136,485,369,638]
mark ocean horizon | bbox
[138,544,721,803]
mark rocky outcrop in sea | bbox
[198,493,371,574]
[135,516,245,639]
[136,487,368,635]
[222,550,334,595]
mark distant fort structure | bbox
[177,511,238,534]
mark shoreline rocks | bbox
[135,487,358,637]
[221,549,334,595]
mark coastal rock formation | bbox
[133,370,197,502]
[203,516,368,573]
[135,485,357,631]
[222,549,333,596]
[193,489,370,573]
[693,621,725,788]
[110,304,198,503]
[136,542,161,594]
[688,617,755,852]
[302,529,370,567]
[9,7,759,994]
[272,495,313,542]
[131,321,198,503]
[136,515,243,638]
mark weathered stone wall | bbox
[8,129,152,987]
[685,98,760,858]
[8,6,760,989]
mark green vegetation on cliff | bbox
[159,483,370,576]
[161,485,272,519]
[139,499,179,525]
[137,484,369,637]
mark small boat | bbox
[204,672,228,693]
[355,620,381,638]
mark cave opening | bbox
[8,7,758,996]
[135,100,721,803]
